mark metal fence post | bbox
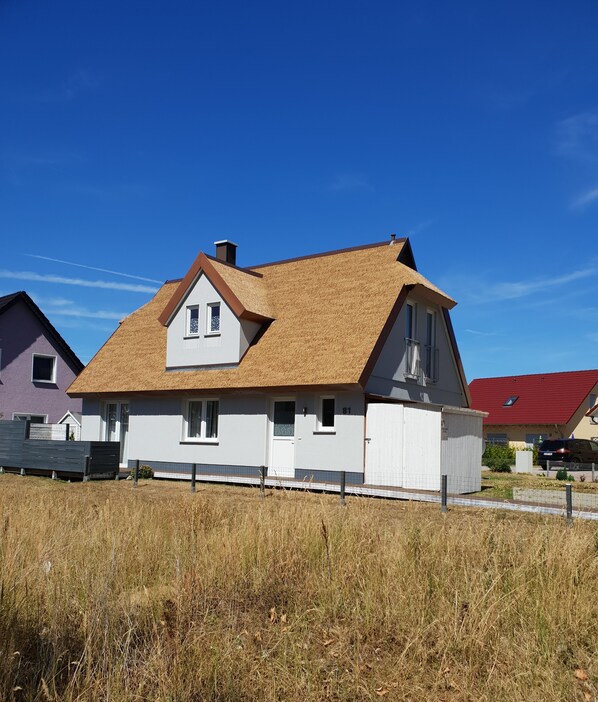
[83,455,91,482]
[20,468,26,477]
[259,465,266,498]
[25,420,31,440]
[340,470,346,507]
[191,463,197,493]
[441,474,448,513]
[592,463,595,483]
[133,459,139,487]
[565,483,573,527]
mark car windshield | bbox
[540,441,566,450]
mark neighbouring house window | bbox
[184,399,219,441]
[590,394,597,409]
[32,354,56,383]
[207,303,221,334]
[503,396,519,407]
[186,305,200,337]
[14,413,47,423]
[424,309,438,381]
[525,433,544,447]
[486,433,508,445]
[317,396,335,431]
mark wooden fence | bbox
[0,420,119,479]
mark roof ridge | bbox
[249,239,406,270]
[471,369,598,382]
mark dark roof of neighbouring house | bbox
[469,370,598,426]
[68,238,468,398]
[0,291,84,373]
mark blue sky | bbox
[1,0,597,380]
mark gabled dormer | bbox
[158,241,273,370]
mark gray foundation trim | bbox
[130,459,261,479]
[294,468,364,485]
[131,460,366,484]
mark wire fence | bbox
[124,460,598,524]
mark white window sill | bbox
[204,332,221,337]
[180,439,219,445]
[313,429,336,435]
[184,335,200,340]
[32,379,56,384]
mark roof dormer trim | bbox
[158,252,273,327]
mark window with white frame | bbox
[32,354,56,383]
[186,305,200,337]
[316,396,335,431]
[424,309,438,381]
[206,303,221,334]
[184,399,219,441]
[405,302,416,340]
[404,302,420,378]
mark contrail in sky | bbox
[25,254,163,284]
[0,270,159,294]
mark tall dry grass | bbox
[1,474,597,701]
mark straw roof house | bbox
[70,237,481,494]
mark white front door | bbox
[364,403,404,487]
[269,399,296,479]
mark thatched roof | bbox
[68,239,456,396]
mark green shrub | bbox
[137,464,154,479]
[483,443,515,473]
[555,468,575,482]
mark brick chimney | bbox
[214,240,237,266]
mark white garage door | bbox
[364,403,404,487]
[403,405,441,491]
[365,403,442,490]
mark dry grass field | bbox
[1,474,598,701]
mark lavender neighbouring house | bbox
[0,291,84,424]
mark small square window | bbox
[186,306,199,337]
[32,354,56,383]
[503,396,519,407]
[316,396,335,431]
[207,303,221,334]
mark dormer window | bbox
[186,305,199,337]
[503,396,519,407]
[207,303,221,335]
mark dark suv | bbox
[537,439,598,468]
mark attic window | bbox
[503,396,519,407]
[207,303,221,335]
[186,305,199,337]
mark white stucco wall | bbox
[166,274,247,368]
[293,391,365,473]
[81,391,366,474]
[365,294,466,407]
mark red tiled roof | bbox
[469,370,598,426]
